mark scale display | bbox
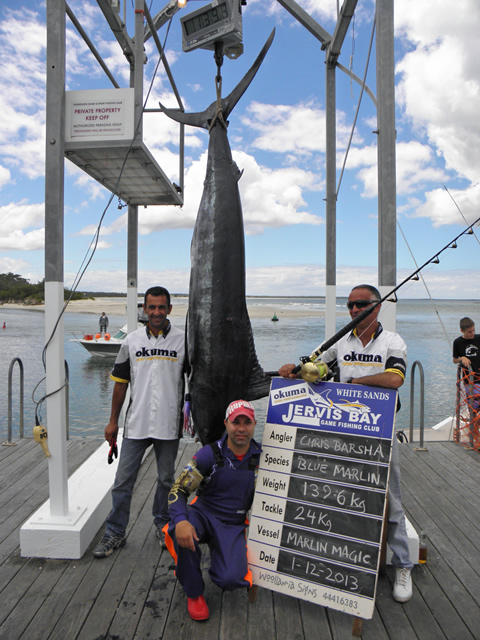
[181,0,243,57]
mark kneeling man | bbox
[164,400,261,621]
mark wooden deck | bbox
[1,436,480,639]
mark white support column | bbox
[376,0,397,311]
[43,0,69,517]
[325,284,337,342]
[44,282,69,515]
[378,285,396,332]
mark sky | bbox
[1,0,480,299]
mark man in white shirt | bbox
[279,284,413,603]
[93,286,185,558]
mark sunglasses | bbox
[346,299,377,310]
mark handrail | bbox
[5,357,24,444]
[3,357,70,444]
[409,360,426,448]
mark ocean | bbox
[1,297,478,442]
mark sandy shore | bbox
[1,297,338,320]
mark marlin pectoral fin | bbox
[158,102,211,129]
[245,363,272,401]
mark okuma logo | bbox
[135,347,178,359]
[271,383,309,406]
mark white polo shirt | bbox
[111,323,185,440]
[321,323,407,383]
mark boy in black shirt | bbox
[453,317,480,410]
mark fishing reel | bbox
[297,357,330,383]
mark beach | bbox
[1,296,339,319]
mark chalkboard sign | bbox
[248,378,397,620]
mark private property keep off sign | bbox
[247,378,397,620]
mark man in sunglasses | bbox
[279,284,413,604]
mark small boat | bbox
[70,325,128,358]
[271,313,279,322]
[71,304,148,358]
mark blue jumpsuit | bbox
[165,433,262,598]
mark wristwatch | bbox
[346,377,354,384]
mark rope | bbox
[209,73,227,132]
[397,220,452,347]
[336,16,376,197]
[444,185,480,246]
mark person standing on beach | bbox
[99,311,109,334]
[279,284,414,603]
[93,286,185,558]
[163,399,261,621]
[452,317,480,410]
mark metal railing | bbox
[409,360,426,449]
[4,357,24,445]
[3,357,70,444]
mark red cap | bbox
[225,399,255,422]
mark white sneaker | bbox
[393,567,413,602]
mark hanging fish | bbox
[160,30,276,444]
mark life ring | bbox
[104,333,111,340]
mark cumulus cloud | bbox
[245,263,480,298]
[0,201,44,250]
[244,102,327,155]
[0,165,11,188]
[342,142,448,199]
[395,0,480,184]
[235,150,322,233]
[247,0,338,23]
[0,9,46,179]
[411,184,480,227]
[0,228,45,251]
[242,101,354,159]
[0,256,32,276]
[65,267,191,294]
[136,149,322,236]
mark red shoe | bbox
[187,595,210,621]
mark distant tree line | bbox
[0,272,85,304]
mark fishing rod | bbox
[289,214,480,378]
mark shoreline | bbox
[1,297,340,320]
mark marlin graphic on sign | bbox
[307,387,371,416]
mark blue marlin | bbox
[160,30,275,444]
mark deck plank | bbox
[247,586,276,640]
[18,557,92,640]
[271,592,304,640]
[1,439,480,639]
